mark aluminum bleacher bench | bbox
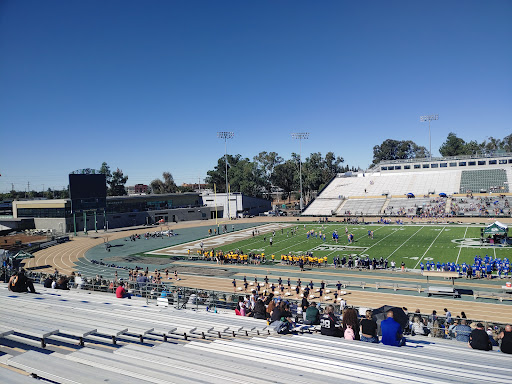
[121,343,332,384]
[7,351,150,384]
[66,347,262,384]
[0,326,14,338]
[0,317,58,348]
[0,367,40,383]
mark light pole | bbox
[291,132,309,211]
[420,114,438,160]
[217,132,234,219]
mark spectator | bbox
[320,305,342,337]
[453,319,472,342]
[55,276,69,290]
[43,275,54,288]
[498,324,512,354]
[469,323,492,351]
[305,302,320,325]
[342,308,360,340]
[411,316,427,336]
[115,282,131,299]
[8,269,37,294]
[444,308,452,324]
[270,301,294,334]
[360,310,379,343]
[252,299,267,320]
[381,310,405,347]
[237,297,246,316]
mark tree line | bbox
[2,132,510,201]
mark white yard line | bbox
[364,227,402,252]
[386,226,425,260]
[414,226,447,269]
[455,226,469,264]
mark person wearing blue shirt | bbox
[381,310,404,347]
[420,263,424,272]
[486,263,493,279]
[426,263,431,271]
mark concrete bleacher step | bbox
[6,350,152,384]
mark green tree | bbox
[99,162,112,185]
[502,134,512,152]
[108,168,128,196]
[150,172,178,194]
[372,139,429,165]
[205,154,265,197]
[253,151,283,198]
[271,160,297,203]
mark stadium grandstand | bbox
[1,279,511,383]
[303,153,512,217]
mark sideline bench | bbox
[473,291,512,302]
[339,281,366,289]
[426,286,459,298]
[375,282,422,293]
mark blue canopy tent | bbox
[439,193,447,197]
[406,193,415,198]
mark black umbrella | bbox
[372,305,408,334]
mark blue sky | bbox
[0,0,511,192]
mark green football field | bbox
[218,224,512,269]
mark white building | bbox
[201,192,271,219]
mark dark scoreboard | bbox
[69,174,107,213]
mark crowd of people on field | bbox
[420,255,510,279]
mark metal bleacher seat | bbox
[460,169,509,193]
[2,283,510,383]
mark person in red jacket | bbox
[116,282,131,299]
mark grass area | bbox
[213,223,512,268]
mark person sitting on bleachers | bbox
[8,269,37,294]
[411,316,427,336]
[55,276,69,290]
[43,275,54,288]
[381,310,405,347]
[304,302,320,325]
[342,308,360,340]
[115,282,131,299]
[360,310,379,343]
[452,319,472,342]
[469,323,492,351]
[498,324,512,354]
[252,299,267,320]
[320,305,342,337]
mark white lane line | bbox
[386,226,425,260]
[455,226,468,264]
[414,226,447,269]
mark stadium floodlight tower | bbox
[291,132,309,211]
[217,131,235,219]
[420,114,439,161]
